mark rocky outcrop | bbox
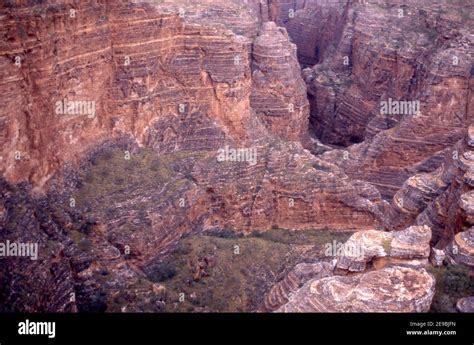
[385,126,474,248]
[264,261,333,311]
[456,296,474,312]
[273,226,435,312]
[192,140,383,232]
[336,225,431,273]
[251,22,310,144]
[446,227,474,267]
[278,266,435,312]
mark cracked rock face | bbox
[278,266,435,313]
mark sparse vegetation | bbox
[427,264,474,313]
[146,262,177,283]
[382,237,392,254]
[159,228,353,312]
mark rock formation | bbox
[275,226,435,312]
[336,225,431,273]
[446,227,474,267]
[264,261,333,311]
[301,1,473,198]
[0,0,388,312]
[278,266,435,312]
[385,125,474,248]
[276,0,347,66]
[0,0,472,313]
[251,22,310,144]
[192,140,383,232]
[1,1,254,187]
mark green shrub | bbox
[203,228,241,239]
[150,159,161,172]
[78,238,93,252]
[146,262,177,283]
[428,264,474,312]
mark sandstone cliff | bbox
[0,0,386,312]
[298,0,473,197]
[0,0,472,313]
[385,125,474,249]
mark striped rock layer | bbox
[278,266,435,313]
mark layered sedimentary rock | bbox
[264,261,333,311]
[278,266,435,312]
[446,227,474,267]
[0,1,388,312]
[2,0,359,234]
[267,0,307,27]
[273,225,435,312]
[193,140,383,231]
[0,1,114,187]
[1,0,470,314]
[385,126,474,248]
[251,22,310,143]
[279,0,347,66]
[0,0,256,187]
[336,225,431,273]
[153,0,262,38]
[302,1,473,197]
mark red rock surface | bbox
[385,126,474,249]
[278,266,435,312]
[0,0,386,312]
[251,22,310,144]
[0,0,472,313]
[276,225,435,313]
[264,262,333,311]
[303,1,473,197]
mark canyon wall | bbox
[280,0,473,198]
[0,0,386,312]
[0,0,254,187]
[385,126,474,248]
[0,0,382,231]
[1,0,472,313]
